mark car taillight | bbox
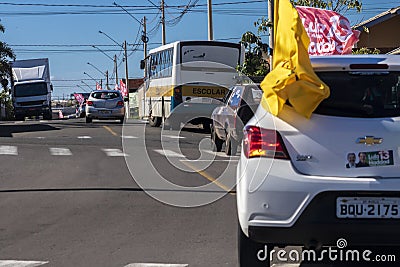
[87,101,93,106]
[243,126,289,159]
[117,101,124,107]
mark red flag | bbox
[119,79,128,97]
[96,82,102,90]
[296,6,360,55]
[73,93,85,105]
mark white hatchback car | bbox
[85,90,125,124]
[237,55,400,266]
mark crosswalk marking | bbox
[0,260,48,267]
[0,146,18,155]
[0,146,132,157]
[124,264,188,267]
[122,135,138,139]
[102,148,128,157]
[161,135,185,139]
[154,149,185,158]
[77,136,92,139]
[49,148,72,156]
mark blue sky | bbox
[1,0,398,98]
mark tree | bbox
[239,31,270,77]
[291,0,362,13]
[0,23,15,120]
[0,23,15,87]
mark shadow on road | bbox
[0,124,60,137]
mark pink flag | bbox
[96,82,102,90]
[73,93,85,105]
[119,79,128,97]
[296,6,360,55]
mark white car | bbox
[237,55,400,266]
[85,90,125,124]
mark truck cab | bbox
[11,58,53,120]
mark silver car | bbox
[85,90,125,123]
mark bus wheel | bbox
[149,116,161,127]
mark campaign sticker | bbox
[345,150,394,168]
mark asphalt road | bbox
[0,118,239,267]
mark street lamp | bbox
[99,30,129,93]
[92,45,118,85]
[113,2,149,119]
[83,71,102,88]
[76,84,90,93]
[81,80,93,91]
[87,62,105,76]
[87,62,109,88]
[83,71,96,82]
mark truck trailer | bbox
[10,58,53,120]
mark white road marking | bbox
[202,149,240,158]
[154,149,185,158]
[124,264,188,267]
[102,148,128,157]
[49,148,72,156]
[122,135,138,139]
[271,264,299,267]
[161,135,185,139]
[0,260,48,267]
[0,146,18,155]
[179,159,239,162]
[39,120,48,123]
[77,136,92,139]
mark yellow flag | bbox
[260,0,330,118]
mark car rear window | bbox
[314,71,400,118]
[91,92,120,99]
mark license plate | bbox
[100,110,111,114]
[337,197,400,219]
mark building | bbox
[354,6,400,54]
[124,78,144,118]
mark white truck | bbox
[10,58,53,120]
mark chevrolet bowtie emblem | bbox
[356,136,383,145]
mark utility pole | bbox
[106,70,109,89]
[124,40,128,88]
[161,0,166,45]
[114,54,118,85]
[124,40,130,118]
[207,0,213,40]
[161,0,166,123]
[268,0,274,69]
[143,16,147,76]
[143,16,148,118]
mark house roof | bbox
[354,6,400,30]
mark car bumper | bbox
[237,154,400,246]
[15,106,50,116]
[86,107,125,119]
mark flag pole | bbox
[268,0,274,70]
